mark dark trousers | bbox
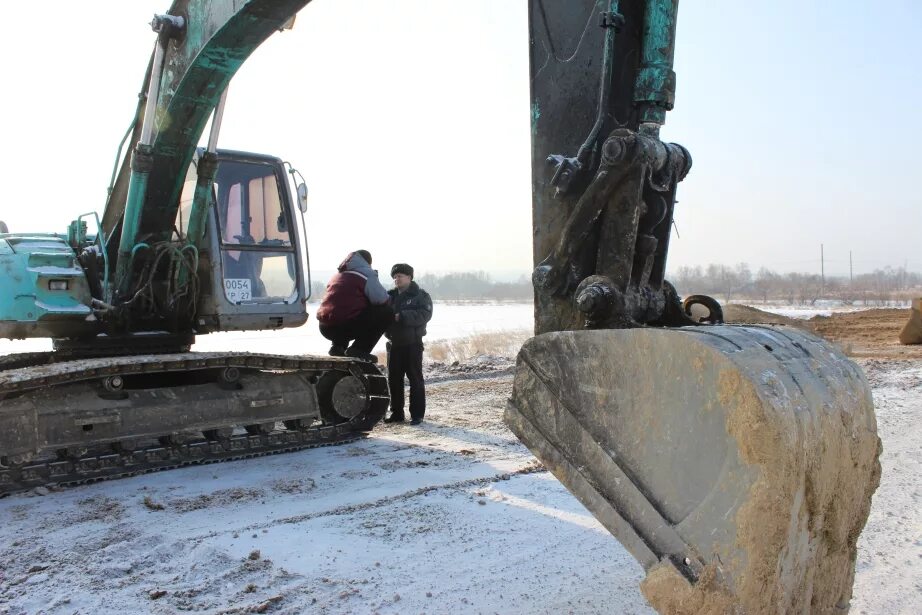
[319,304,393,354]
[387,343,425,420]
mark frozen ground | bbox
[1,303,919,613]
[1,358,920,614]
[0,373,653,615]
[850,360,922,614]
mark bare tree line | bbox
[310,271,533,302]
[309,265,921,305]
[670,263,922,306]
[410,272,534,301]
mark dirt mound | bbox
[898,298,922,344]
[721,304,808,328]
[809,309,922,360]
[724,305,922,361]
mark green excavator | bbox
[0,0,389,493]
[0,1,880,613]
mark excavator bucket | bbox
[506,325,880,613]
[899,298,922,344]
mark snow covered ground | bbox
[850,360,922,615]
[0,374,654,614]
[1,358,920,614]
[1,302,919,614]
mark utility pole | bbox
[820,243,825,296]
[849,251,853,287]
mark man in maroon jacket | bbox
[316,250,393,362]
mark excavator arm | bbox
[512,1,882,613]
[529,0,688,333]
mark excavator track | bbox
[0,352,389,496]
[0,352,55,372]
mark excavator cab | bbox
[177,150,310,334]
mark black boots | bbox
[383,414,423,425]
[345,347,378,363]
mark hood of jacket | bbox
[338,252,374,277]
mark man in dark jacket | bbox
[384,263,433,425]
[316,250,393,362]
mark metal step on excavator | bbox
[508,1,881,613]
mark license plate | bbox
[224,278,252,302]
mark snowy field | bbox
[193,302,534,357]
[0,302,534,359]
[852,360,922,614]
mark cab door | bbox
[190,151,308,332]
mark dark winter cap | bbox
[355,250,372,265]
[390,263,414,279]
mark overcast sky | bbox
[1,1,919,278]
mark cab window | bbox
[214,159,297,302]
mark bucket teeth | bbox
[506,325,880,613]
